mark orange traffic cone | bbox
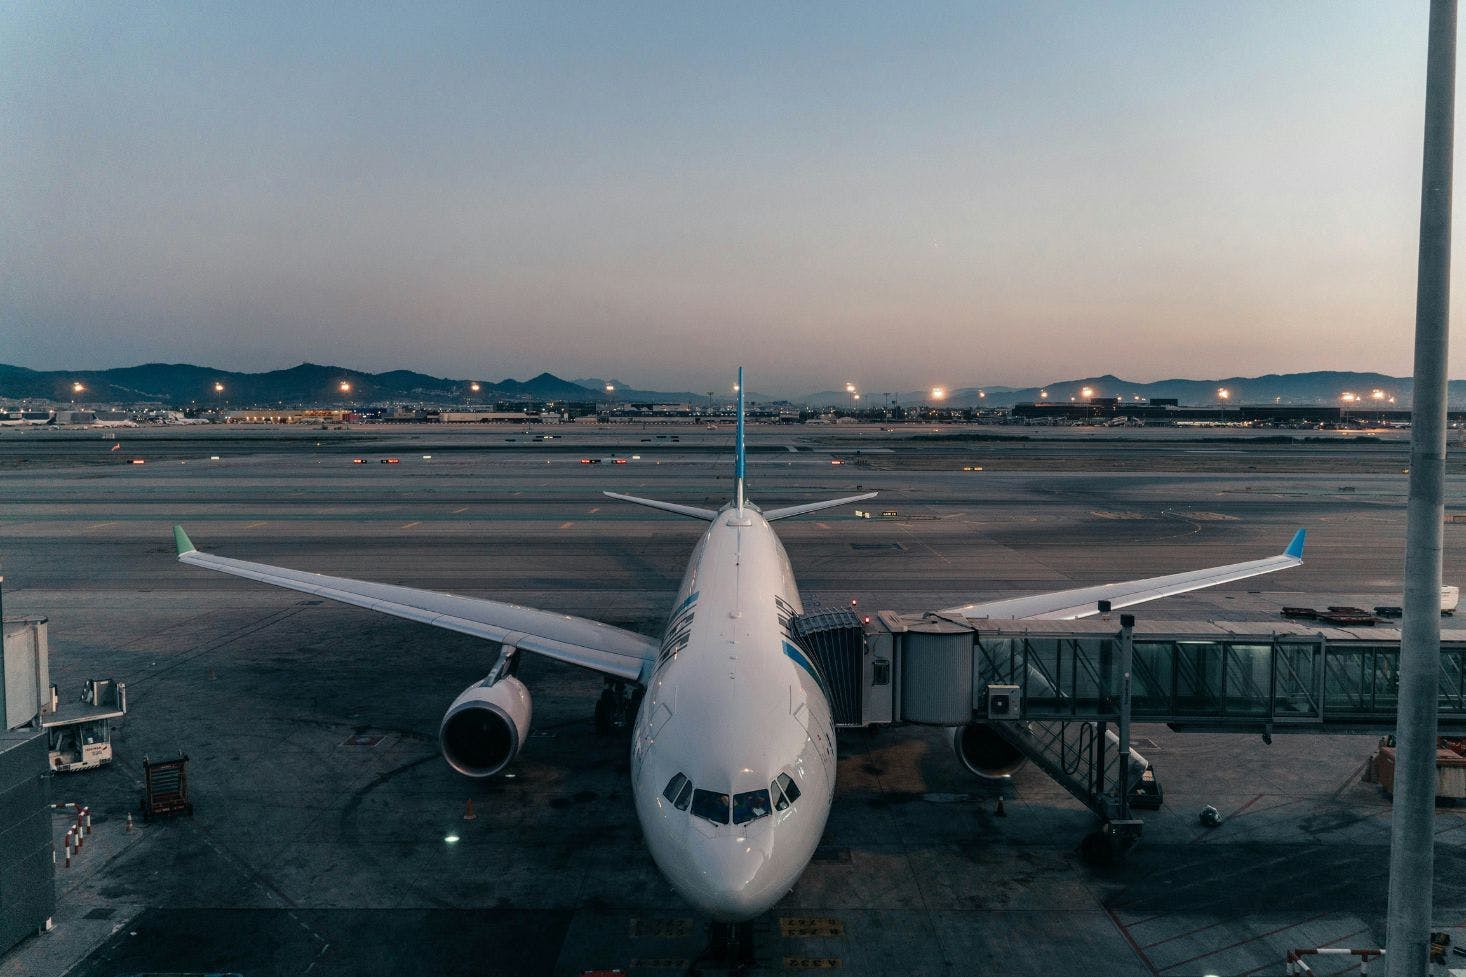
[463,799,477,821]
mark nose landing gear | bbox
[690,920,756,974]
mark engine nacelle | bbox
[951,722,1028,781]
[439,676,532,778]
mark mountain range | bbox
[805,372,1457,408]
[0,362,1458,408]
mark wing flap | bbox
[940,529,1306,621]
[178,542,655,682]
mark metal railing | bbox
[973,628,1466,731]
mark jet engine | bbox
[951,722,1028,781]
[438,676,532,778]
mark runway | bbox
[1,423,1461,976]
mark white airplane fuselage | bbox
[630,504,836,922]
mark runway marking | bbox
[1158,911,1334,973]
[590,506,600,513]
[401,521,419,529]
[452,507,468,514]
[816,522,830,530]
[245,521,267,529]
[87,521,116,530]
[560,522,573,529]
[1223,926,1370,977]
[1104,903,1161,976]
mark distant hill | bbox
[802,371,1462,408]
[6,361,1462,408]
[0,362,614,406]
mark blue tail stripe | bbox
[735,366,745,481]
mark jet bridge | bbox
[790,610,1466,850]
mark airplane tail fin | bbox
[735,366,746,514]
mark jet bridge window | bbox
[771,773,801,811]
[690,788,731,824]
[662,773,693,811]
[732,788,772,824]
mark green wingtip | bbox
[173,525,196,555]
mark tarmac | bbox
[0,422,1463,977]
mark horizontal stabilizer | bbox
[602,492,718,521]
[763,492,878,522]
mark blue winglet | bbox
[1285,528,1306,560]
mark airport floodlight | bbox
[1039,390,1048,399]
[605,384,615,393]
[339,381,352,393]
[844,382,856,393]
[213,382,225,393]
[930,387,946,400]
[1371,389,1387,400]
[733,384,740,392]
[72,382,85,394]
[978,390,986,399]
[852,393,861,400]
[1340,391,1357,403]
[1080,386,1094,398]
[470,382,481,393]
[1217,388,1231,400]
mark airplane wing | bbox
[172,527,657,682]
[939,529,1306,621]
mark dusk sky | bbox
[2,3,1459,396]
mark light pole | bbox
[1388,2,1456,974]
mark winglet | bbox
[173,525,197,556]
[1285,528,1306,560]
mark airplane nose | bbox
[686,837,785,921]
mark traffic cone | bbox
[463,799,477,821]
[995,797,1006,817]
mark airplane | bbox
[171,368,1306,942]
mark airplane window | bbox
[690,788,730,824]
[732,788,771,824]
[674,779,693,811]
[663,773,689,805]
[772,773,801,811]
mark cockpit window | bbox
[690,788,730,824]
[732,788,772,824]
[771,773,801,811]
[663,773,693,811]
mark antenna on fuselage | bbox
[735,366,745,515]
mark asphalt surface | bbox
[0,423,1462,977]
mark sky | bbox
[0,2,1457,396]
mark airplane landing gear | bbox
[690,920,756,974]
[594,680,641,735]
